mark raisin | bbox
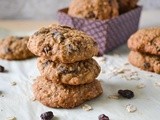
[52,31,65,43]
[57,65,77,74]
[40,111,54,120]
[43,46,52,54]
[143,62,150,69]
[98,114,109,120]
[44,60,52,66]
[0,65,5,72]
[67,44,77,54]
[118,90,134,99]
[86,11,96,18]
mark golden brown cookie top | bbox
[68,0,119,20]
[128,28,160,56]
[0,36,34,60]
[37,57,100,85]
[28,24,98,63]
[33,76,103,108]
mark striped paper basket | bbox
[57,6,142,55]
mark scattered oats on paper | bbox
[126,104,137,113]
[82,104,93,111]
[6,116,17,120]
[108,94,119,99]
[137,83,145,89]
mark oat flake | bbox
[126,104,137,113]
[108,94,119,99]
[11,81,17,86]
[154,82,160,87]
[82,104,93,111]
[7,116,17,120]
[137,83,145,89]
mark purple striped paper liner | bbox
[57,6,142,55]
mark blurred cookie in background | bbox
[0,36,35,60]
[117,0,139,13]
[68,0,119,20]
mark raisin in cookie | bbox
[128,28,160,56]
[0,36,35,60]
[33,76,103,108]
[37,57,100,85]
[27,25,98,63]
[117,0,138,13]
[68,0,119,20]
[128,51,160,74]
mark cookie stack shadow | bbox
[27,24,103,108]
[128,28,160,74]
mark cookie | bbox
[128,28,160,56]
[117,0,138,13]
[128,51,160,74]
[27,24,98,63]
[68,0,119,20]
[37,57,100,85]
[33,76,103,108]
[0,36,35,60]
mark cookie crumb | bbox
[30,96,36,101]
[0,65,5,72]
[0,91,2,95]
[108,94,119,99]
[7,116,17,120]
[11,81,17,86]
[137,83,145,89]
[154,82,160,87]
[124,63,129,66]
[126,104,137,113]
[82,104,93,111]
[0,91,4,97]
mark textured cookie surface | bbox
[128,51,160,74]
[0,36,34,60]
[117,0,138,13]
[27,24,98,63]
[68,0,119,20]
[128,28,160,56]
[37,57,100,85]
[33,76,103,108]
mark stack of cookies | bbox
[27,24,103,108]
[128,28,160,74]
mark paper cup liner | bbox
[57,6,142,55]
